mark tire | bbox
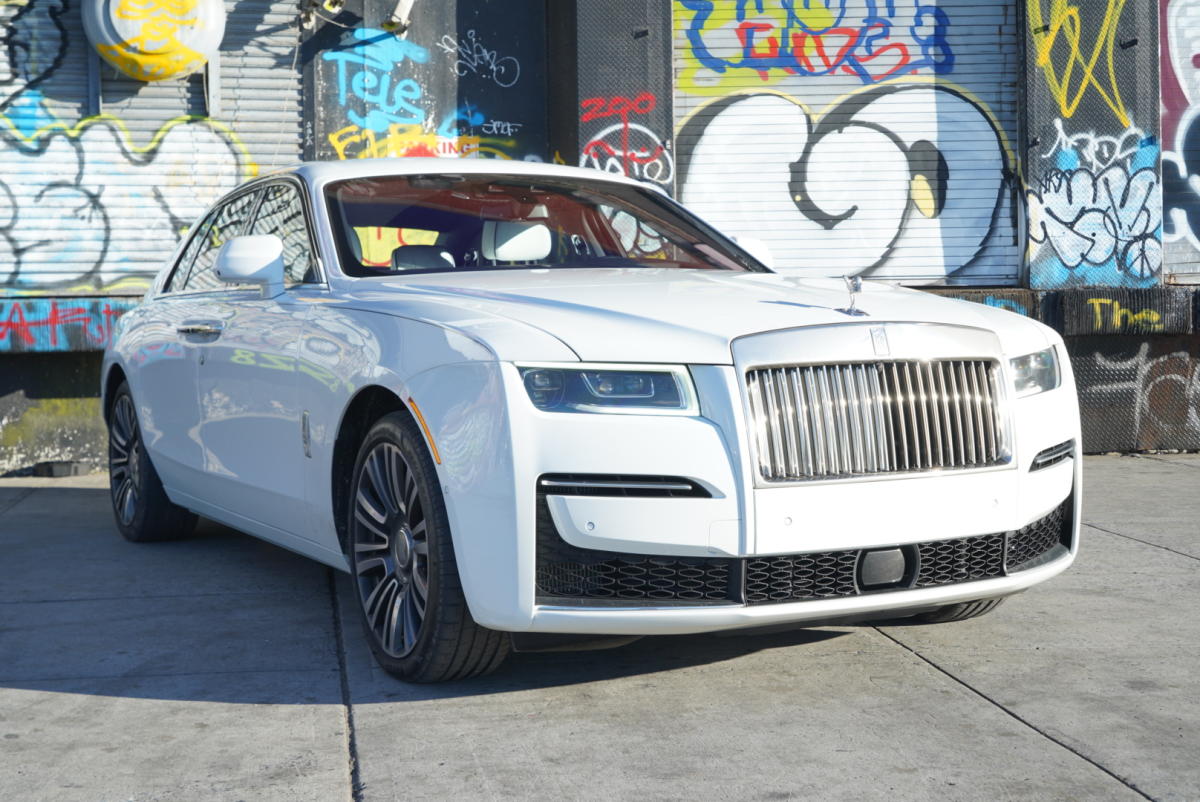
[911,598,1005,624]
[107,382,197,543]
[348,411,509,682]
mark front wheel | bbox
[348,412,508,682]
[107,382,196,542]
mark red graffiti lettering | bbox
[579,93,669,183]
[736,21,781,80]
[0,301,129,351]
[789,26,912,83]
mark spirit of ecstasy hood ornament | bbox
[838,275,868,317]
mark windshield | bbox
[324,173,768,276]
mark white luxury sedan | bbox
[102,159,1081,682]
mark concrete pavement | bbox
[1,456,1197,800]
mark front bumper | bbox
[528,488,1075,634]
[529,550,1073,635]
[442,327,1082,635]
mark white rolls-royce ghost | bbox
[102,160,1081,682]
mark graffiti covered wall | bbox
[1026,0,1161,289]
[0,0,300,301]
[304,0,548,164]
[672,0,1022,284]
[1163,0,1200,278]
[567,2,675,191]
[1070,335,1200,451]
[0,296,140,352]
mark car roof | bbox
[258,158,658,192]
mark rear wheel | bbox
[107,382,197,542]
[349,412,508,682]
[911,598,1005,624]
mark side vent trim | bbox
[1030,440,1074,472]
[538,474,711,498]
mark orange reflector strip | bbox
[407,398,442,464]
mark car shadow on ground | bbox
[2,487,851,704]
[348,626,849,703]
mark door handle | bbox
[177,321,224,336]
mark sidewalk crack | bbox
[1083,523,1200,563]
[327,567,364,802]
[872,627,1153,800]
[0,487,37,517]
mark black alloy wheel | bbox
[109,393,142,528]
[107,381,197,542]
[352,440,430,658]
[348,412,509,681]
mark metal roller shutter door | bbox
[0,0,301,294]
[94,0,302,291]
[673,1,1021,285]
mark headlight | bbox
[518,364,698,414]
[1009,347,1060,397]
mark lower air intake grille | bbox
[745,552,859,603]
[535,497,1072,606]
[1007,502,1069,571]
[535,498,733,603]
[914,534,1006,587]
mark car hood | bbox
[345,269,1049,364]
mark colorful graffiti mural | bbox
[676,0,954,95]
[88,0,223,82]
[329,102,528,160]
[1162,0,1200,270]
[1027,120,1161,286]
[578,93,674,186]
[673,1,1020,282]
[676,83,1013,280]
[0,297,139,352]
[1,117,251,289]
[0,0,257,298]
[1027,0,1159,288]
[1027,0,1133,129]
[322,26,539,163]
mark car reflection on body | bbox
[102,160,1081,682]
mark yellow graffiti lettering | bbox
[1027,0,1131,127]
[94,0,208,81]
[327,123,517,161]
[1085,298,1164,331]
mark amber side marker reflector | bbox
[406,397,442,464]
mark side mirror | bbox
[729,234,774,269]
[215,235,285,298]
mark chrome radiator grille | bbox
[746,360,1005,481]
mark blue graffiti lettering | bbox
[322,28,430,133]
